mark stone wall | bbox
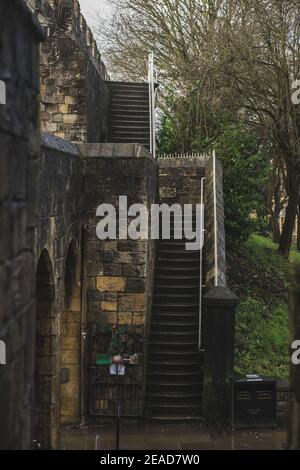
[277,380,288,425]
[0,0,44,450]
[82,143,158,416]
[158,155,207,205]
[37,133,84,257]
[158,155,225,291]
[32,0,110,143]
[34,133,85,446]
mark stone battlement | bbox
[26,0,108,80]
[24,0,111,143]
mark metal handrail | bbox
[198,177,206,351]
[148,52,156,159]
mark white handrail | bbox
[213,150,218,286]
[148,52,156,159]
[198,177,206,350]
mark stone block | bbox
[60,350,79,365]
[60,336,80,352]
[98,311,117,326]
[60,398,80,418]
[126,278,146,293]
[101,301,117,312]
[96,277,126,292]
[103,264,122,276]
[60,381,80,399]
[63,114,78,124]
[59,104,69,114]
[119,293,145,312]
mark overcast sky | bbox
[79,0,112,29]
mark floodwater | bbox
[58,424,286,450]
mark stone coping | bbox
[78,143,155,161]
[41,137,156,161]
[41,133,80,156]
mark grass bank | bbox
[227,234,300,379]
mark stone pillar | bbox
[0,0,44,450]
[288,266,300,449]
[203,286,239,425]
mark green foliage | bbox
[213,124,269,246]
[108,325,129,356]
[235,298,289,379]
[230,234,297,380]
[158,84,270,246]
[249,234,300,266]
[108,324,139,356]
[245,235,291,288]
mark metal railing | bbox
[199,177,206,351]
[213,150,219,287]
[90,366,143,417]
[148,52,157,159]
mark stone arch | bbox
[35,249,56,449]
[60,239,81,424]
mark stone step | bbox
[111,130,150,138]
[147,361,201,372]
[110,124,150,131]
[148,351,203,363]
[107,80,149,87]
[146,415,202,423]
[150,331,198,342]
[149,342,199,354]
[146,403,202,417]
[156,258,200,266]
[111,109,150,117]
[151,321,199,333]
[111,97,149,104]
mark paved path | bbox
[58,424,286,450]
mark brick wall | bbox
[0,0,44,450]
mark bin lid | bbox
[233,375,277,384]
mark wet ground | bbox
[58,424,287,450]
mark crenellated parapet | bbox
[25,0,110,143]
[26,0,108,79]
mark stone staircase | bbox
[145,216,204,421]
[106,81,150,150]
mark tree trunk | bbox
[288,266,300,450]
[265,166,282,244]
[270,212,281,243]
[297,211,300,252]
[278,196,297,257]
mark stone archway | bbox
[35,249,56,449]
[60,240,81,424]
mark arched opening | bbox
[60,240,81,424]
[35,249,56,449]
